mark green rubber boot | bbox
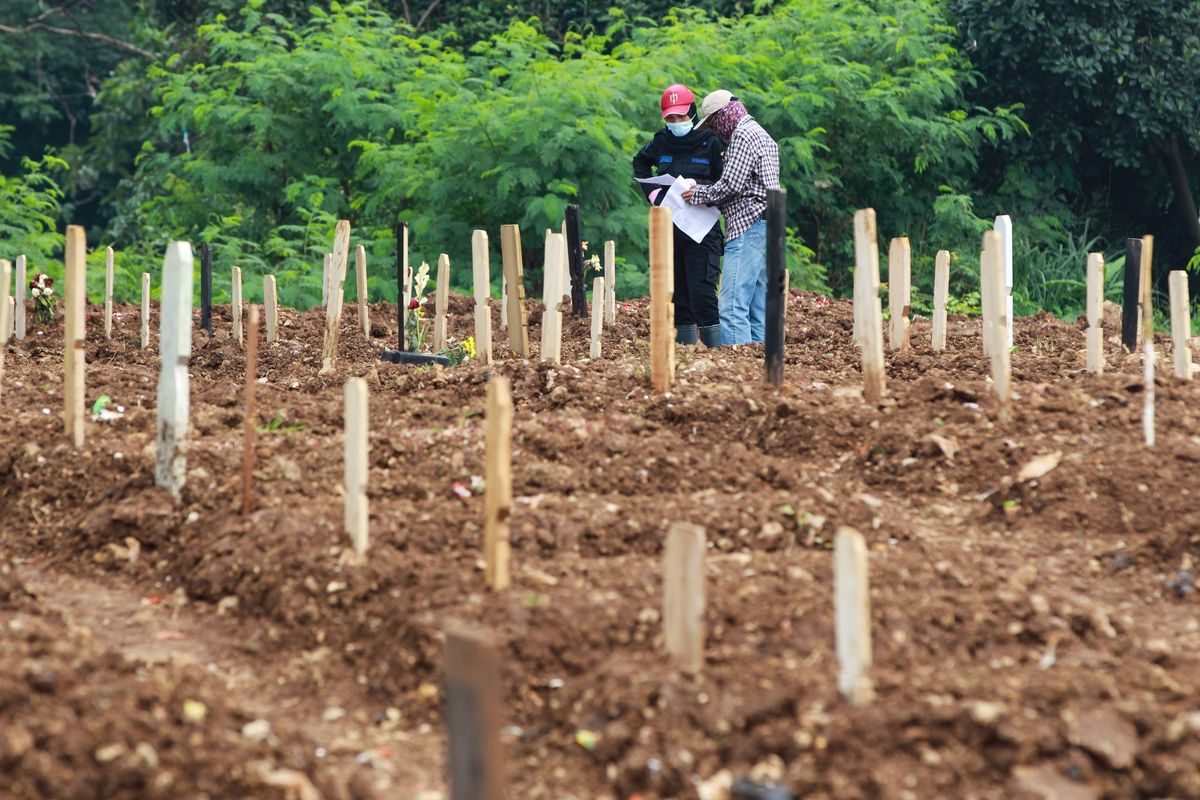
[698,324,722,349]
[675,324,698,345]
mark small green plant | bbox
[257,413,304,435]
[405,261,431,352]
[441,336,476,365]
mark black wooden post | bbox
[765,188,787,386]
[396,221,408,350]
[200,243,213,336]
[1122,238,1142,353]
[565,204,587,317]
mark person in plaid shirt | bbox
[683,90,780,345]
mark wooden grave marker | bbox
[980,234,995,358]
[356,244,370,339]
[604,240,617,325]
[242,304,259,515]
[1121,238,1142,353]
[664,521,705,673]
[1140,235,1155,346]
[63,225,86,448]
[14,254,26,340]
[499,224,530,357]
[983,232,1011,422]
[0,260,9,400]
[835,526,873,706]
[854,209,885,402]
[155,241,194,498]
[434,253,450,353]
[1169,270,1191,380]
[540,232,564,363]
[396,221,410,349]
[344,376,369,556]
[995,214,1014,348]
[472,230,494,364]
[590,277,604,359]
[140,272,151,349]
[565,204,587,316]
[104,246,114,340]
[264,274,278,344]
[932,249,949,352]
[231,265,243,344]
[1086,253,1105,374]
[649,206,675,392]
[485,376,512,590]
[888,237,911,351]
[200,242,213,336]
[320,220,353,373]
[765,188,787,385]
[444,623,507,800]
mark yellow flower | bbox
[463,336,476,359]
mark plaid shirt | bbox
[689,116,780,242]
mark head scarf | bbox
[709,99,748,141]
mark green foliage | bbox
[0,126,66,269]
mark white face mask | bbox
[666,119,694,137]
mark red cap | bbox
[660,84,695,118]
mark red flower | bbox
[408,298,421,310]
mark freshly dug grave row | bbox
[3,292,1200,798]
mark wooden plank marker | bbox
[140,272,151,349]
[344,376,369,556]
[500,268,508,330]
[355,244,370,339]
[434,253,450,353]
[63,225,86,448]
[1169,270,1191,380]
[649,205,675,392]
[765,188,787,385]
[540,232,564,363]
[264,275,278,344]
[396,221,410,350]
[887,237,911,351]
[590,277,604,359]
[104,246,114,340]
[200,243,213,336]
[322,252,331,311]
[854,209,885,402]
[1140,235,1155,347]
[231,265,243,344]
[1086,253,1105,375]
[932,249,949,351]
[663,521,705,673]
[499,224,530,357]
[835,526,873,706]
[995,215,1014,348]
[14,254,26,340]
[604,240,617,325]
[0,260,10,401]
[320,220,353,373]
[484,376,512,591]
[444,623,508,800]
[1121,238,1142,352]
[155,241,194,499]
[565,204,587,316]
[980,235,994,357]
[471,230,493,364]
[983,231,1011,422]
[242,304,259,515]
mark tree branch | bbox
[0,20,158,59]
[414,0,444,31]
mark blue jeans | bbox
[719,220,767,345]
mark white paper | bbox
[636,175,721,243]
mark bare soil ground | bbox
[3,292,1200,799]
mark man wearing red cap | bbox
[683,90,780,345]
[632,83,726,348]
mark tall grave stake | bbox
[540,232,564,363]
[765,188,787,385]
[14,255,26,340]
[231,265,243,344]
[320,220,352,373]
[1086,253,1105,374]
[1169,270,1191,380]
[649,206,675,392]
[444,623,507,800]
[63,226,86,448]
[155,241,194,498]
[932,250,949,352]
[104,246,114,340]
[888,237,911,351]
[1142,236,1156,447]
[1122,238,1142,353]
[983,231,1011,422]
[434,254,450,353]
[472,230,494,364]
[590,277,604,359]
[356,245,370,338]
[604,240,617,325]
[242,304,259,515]
[835,526,873,706]
[344,376,369,556]
[485,376,512,590]
[980,235,995,358]
[565,204,587,316]
[140,272,151,349]
[854,210,885,402]
[396,222,410,350]
[200,243,213,336]
[664,521,705,673]
[264,275,278,344]
[499,224,529,357]
[995,215,1014,348]
[0,260,10,401]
